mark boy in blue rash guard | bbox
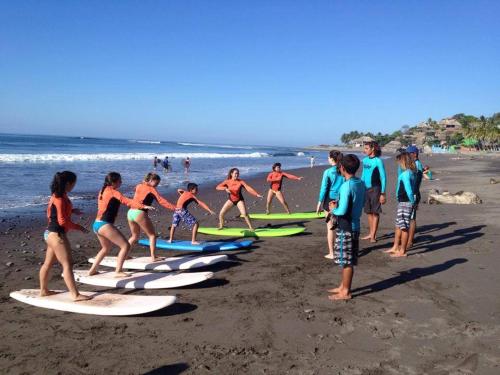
[326,154,366,301]
[385,152,416,258]
[316,150,345,259]
[360,141,387,243]
[406,146,423,248]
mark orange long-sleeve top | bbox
[46,194,81,234]
[96,186,144,224]
[176,190,211,211]
[266,171,301,191]
[216,179,260,203]
[133,182,175,211]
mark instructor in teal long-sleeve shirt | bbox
[360,141,387,243]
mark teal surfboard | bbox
[138,239,253,251]
[197,227,305,238]
[246,212,326,220]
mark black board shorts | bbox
[364,187,382,214]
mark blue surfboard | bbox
[138,238,253,252]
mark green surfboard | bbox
[246,212,326,220]
[198,227,306,238]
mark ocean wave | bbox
[128,140,162,144]
[178,142,253,150]
[0,152,270,163]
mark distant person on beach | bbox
[266,163,303,215]
[162,156,170,173]
[316,150,345,259]
[423,165,433,180]
[406,146,423,248]
[153,156,159,170]
[361,141,386,243]
[183,157,191,174]
[88,172,154,277]
[384,152,416,258]
[127,173,176,262]
[310,155,315,168]
[216,168,263,231]
[40,171,90,301]
[169,183,215,244]
[327,154,365,301]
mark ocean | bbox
[0,133,327,216]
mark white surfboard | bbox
[10,289,176,316]
[73,270,213,289]
[88,254,228,271]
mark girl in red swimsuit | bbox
[265,163,303,214]
[40,171,90,301]
[216,168,262,230]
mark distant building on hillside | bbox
[439,118,462,132]
[350,136,374,148]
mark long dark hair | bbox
[329,150,343,164]
[365,141,382,157]
[99,172,121,200]
[227,168,240,179]
[272,163,281,171]
[50,171,77,198]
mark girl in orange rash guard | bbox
[266,163,303,214]
[40,171,90,301]
[127,173,176,262]
[216,168,262,231]
[88,172,154,277]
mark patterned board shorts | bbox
[172,208,198,230]
[395,202,414,230]
[334,230,359,267]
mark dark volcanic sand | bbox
[1,154,499,374]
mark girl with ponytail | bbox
[40,171,90,301]
[127,173,176,262]
[88,172,154,277]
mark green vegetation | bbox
[340,112,499,149]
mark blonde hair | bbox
[396,152,416,172]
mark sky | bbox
[0,0,499,146]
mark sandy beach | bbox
[1,153,499,374]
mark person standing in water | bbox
[360,141,387,243]
[310,155,315,168]
[88,172,154,277]
[316,150,345,259]
[216,168,262,231]
[40,171,90,301]
[183,157,191,174]
[162,156,170,173]
[127,173,176,262]
[266,163,303,214]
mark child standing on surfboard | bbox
[127,173,176,262]
[40,171,90,301]
[327,154,365,301]
[169,183,215,244]
[316,150,345,259]
[216,168,262,231]
[88,172,154,277]
[266,163,303,214]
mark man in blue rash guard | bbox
[360,141,387,243]
[316,150,345,259]
[326,154,366,301]
[406,146,423,248]
[386,152,416,258]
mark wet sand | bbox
[1,154,499,374]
